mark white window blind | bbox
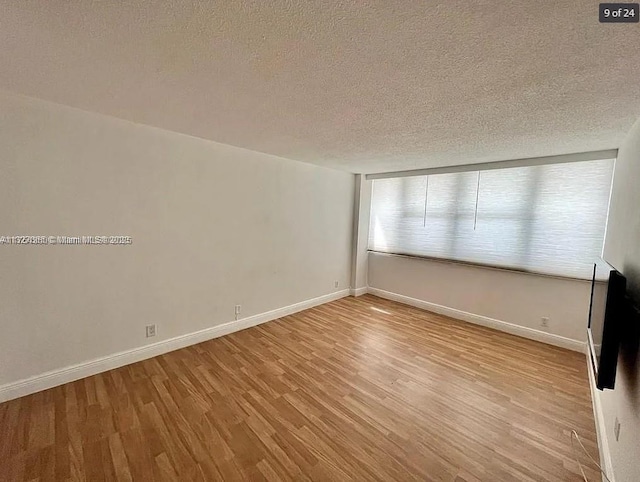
[368,159,615,279]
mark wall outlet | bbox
[540,317,550,329]
[235,305,241,320]
[334,281,339,288]
[146,324,156,338]
[614,417,621,441]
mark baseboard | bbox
[367,287,585,352]
[0,289,350,403]
[349,287,368,297]
[586,352,615,481]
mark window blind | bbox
[368,159,615,279]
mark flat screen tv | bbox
[587,258,626,390]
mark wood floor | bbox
[0,294,600,481]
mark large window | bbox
[368,159,615,279]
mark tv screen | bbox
[587,258,626,390]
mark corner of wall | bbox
[350,174,372,292]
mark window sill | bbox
[367,250,592,283]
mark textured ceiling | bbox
[1,1,639,173]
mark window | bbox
[368,159,615,279]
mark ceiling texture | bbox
[1,1,639,174]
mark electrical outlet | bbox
[614,417,621,441]
[146,324,156,338]
[540,317,550,329]
[334,281,339,288]
[235,304,241,315]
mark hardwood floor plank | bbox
[0,294,599,481]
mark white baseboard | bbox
[586,352,615,482]
[0,289,350,403]
[349,287,369,297]
[367,287,585,352]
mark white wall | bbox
[597,117,640,482]
[0,91,354,390]
[368,252,592,349]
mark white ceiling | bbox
[1,1,639,174]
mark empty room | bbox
[1,2,639,481]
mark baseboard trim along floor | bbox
[586,351,616,481]
[0,289,351,403]
[366,287,585,353]
[1,286,586,403]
